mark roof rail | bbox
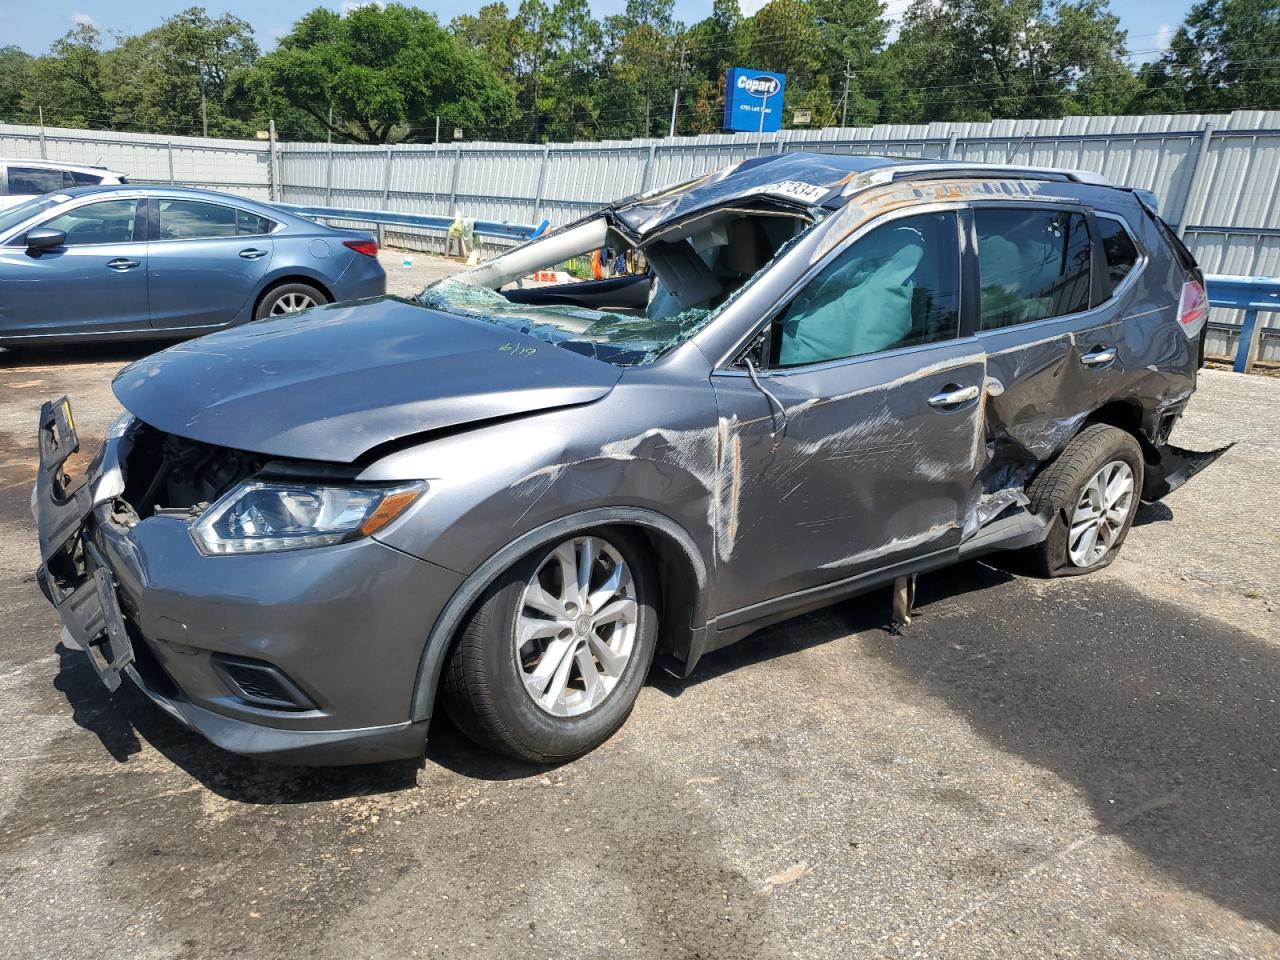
[884,162,1115,188]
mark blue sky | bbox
[10,0,1191,61]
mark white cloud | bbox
[71,12,97,28]
[1155,22,1175,51]
[339,0,385,15]
[738,0,769,14]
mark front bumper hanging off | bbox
[34,397,135,693]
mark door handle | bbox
[1081,346,1117,366]
[106,258,140,271]
[239,248,268,260]
[927,384,980,408]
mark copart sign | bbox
[723,67,786,133]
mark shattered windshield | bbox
[418,277,710,367]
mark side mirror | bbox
[25,227,66,253]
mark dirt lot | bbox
[1,255,1278,959]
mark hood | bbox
[113,297,622,463]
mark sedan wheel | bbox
[254,283,329,321]
[270,292,316,315]
[442,529,658,763]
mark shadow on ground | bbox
[0,340,169,368]
[860,561,1280,935]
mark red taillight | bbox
[343,239,379,258]
[1179,279,1209,328]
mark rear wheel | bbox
[442,530,659,762]
[1023,424,1144,577]
[254,282,328,320]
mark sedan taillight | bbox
[343,239,379,258]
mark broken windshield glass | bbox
[417,277,711,367]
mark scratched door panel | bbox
[708,339,986,619]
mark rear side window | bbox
[158,199,273,239]
[7,166,65,195]
[1097,217,1139,287]
[975,209,1091,330]
[65,170,104,186]
[776,211,961,367]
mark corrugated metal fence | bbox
[3,111,1279,361]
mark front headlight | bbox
[190,480,425,555]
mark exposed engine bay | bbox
[116,423,263,522]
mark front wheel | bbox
[1022,423,1144,577]
[442,530,659,762]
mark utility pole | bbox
[840,58,852,129]
[669,45,687,138]
[37,105,47,158]
[198,60,208,137]
[435,115,440,144]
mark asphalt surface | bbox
[0,256,1277,959]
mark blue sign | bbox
[723,67,786,133]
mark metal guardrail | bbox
[273,202,548,244]
[1205,275,1280,373]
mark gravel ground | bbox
[0,258,1276,959]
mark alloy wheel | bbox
[1067,459,1134,567]
[270,292,316,315]
[514,536,639,717]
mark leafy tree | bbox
[888,0,1133,122]
[1134,0,1280,113]
[0,46,33,121]
[22,24,109,128]
[543,0,605,140]
[239,3,517,143]
[599,0,683,137]
[102,8,259,136]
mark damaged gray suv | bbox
[35,153,1224,766]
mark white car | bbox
[0,159,128,209]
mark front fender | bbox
[404,506,709,724]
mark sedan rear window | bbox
[158,199,273,240]
[976,209,1091,330]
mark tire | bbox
[441,529,660,763]
[1022,423,1144,578]
[254,282,328,320]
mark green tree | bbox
[23,24,108,128]
[0,46,33,121]
[599,0,683,138]
[1134,0,1280,113]
[887,0,1132,122]
[239,3,517,143]
[543,0,605,140]
[102,8,259,137]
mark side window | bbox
[157,199,243,240]
[7,166,65,195]
[40,199,140,245]
[236,208,276,235]
[1097,216,1139,288]
[975,209,1091,330]
[775,212,961,368]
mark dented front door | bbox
[708,340,986,619]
